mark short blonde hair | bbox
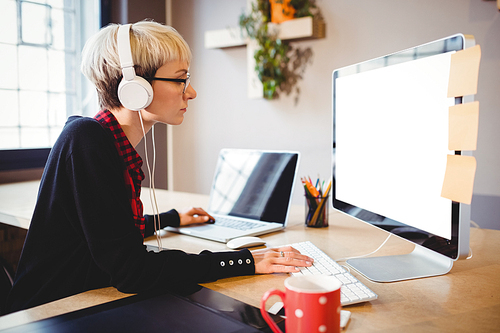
[81,20,192,110]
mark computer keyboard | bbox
[286,241,378,306]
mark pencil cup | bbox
[305,194,329,227]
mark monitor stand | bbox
[346,244,454,282]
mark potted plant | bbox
[239,0,321,102]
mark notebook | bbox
[166,149,300,243]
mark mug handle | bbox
[260,289,286,333]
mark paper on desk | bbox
[448,101,479,151]
[447,44,481,97]
[441,155,476,204]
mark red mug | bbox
[260,275,342,333]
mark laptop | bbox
[166,149,300,243]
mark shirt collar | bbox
[94,110,144,177]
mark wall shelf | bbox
[204,16,325,98]
[204,16,325,49]
[204,27,246,49]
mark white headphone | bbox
[117,24,162,249]
[117,24,154,111]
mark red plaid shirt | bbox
[94,110,146,237]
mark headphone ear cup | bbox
[118,76,154,111]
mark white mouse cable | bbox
[138,110,163,250]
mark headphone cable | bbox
[150,124,162,249]
[138,111,162,250]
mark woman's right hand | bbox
[178,207,215,226]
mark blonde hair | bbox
[81,20,192,109]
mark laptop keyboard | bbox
[214,216,262,231]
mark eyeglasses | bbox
[146,73,190,94]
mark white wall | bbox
[170,0,500,228]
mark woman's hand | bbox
[251,246,314,274]
[178,207,215,226]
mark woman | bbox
[4,21,312,314]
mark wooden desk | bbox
[1,183,499,332]
[0,180,39,230]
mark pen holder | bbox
[305,194,329,228]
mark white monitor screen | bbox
[335,52,455,240]
[332,34,469,260]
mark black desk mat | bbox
[1,285,285,333]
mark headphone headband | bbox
[116,24,153,111]
[117,24,135,80]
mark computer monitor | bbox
[331,34,475,282]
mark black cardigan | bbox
[5,116,254,314]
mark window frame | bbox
[0,148,51,171]
[0,0,101,173]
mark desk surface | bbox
[0,182,499,332]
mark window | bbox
[0,0,99,170]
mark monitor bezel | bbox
[331,34,472,261]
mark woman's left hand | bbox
[178,207,215,226]
[251,246,314,274]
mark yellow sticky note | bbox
[441,155,477,204]
[447,44,481,98]
[448,101,479,151]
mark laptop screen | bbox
[208,149,299,224]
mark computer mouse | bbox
[226,236,266,250]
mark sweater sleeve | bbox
[65,119,255,293]
[144,210,180,238]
